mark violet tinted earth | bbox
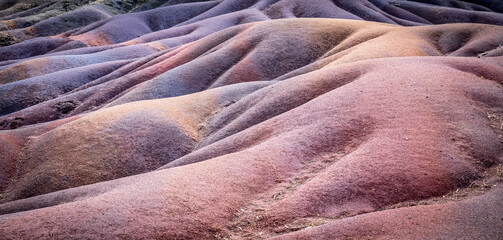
[0,0,502,239]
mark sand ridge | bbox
[0,0,502,239]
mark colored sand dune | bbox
[0,0,502,239]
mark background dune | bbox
[0,0,502,239]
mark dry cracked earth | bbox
[0,0,502,239]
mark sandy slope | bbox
[0,0,502,239]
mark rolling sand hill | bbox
[0,0,502,239]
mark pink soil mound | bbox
[0,1,502,239]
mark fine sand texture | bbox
[0,0,502,239]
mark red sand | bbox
[0,0,502,239]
